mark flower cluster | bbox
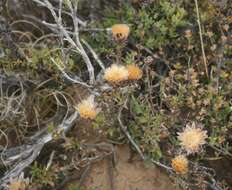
[104,64,142,84]
[76,95,100,120]
[171,155,188,174]
[104,64,129,83]
[178,122,208,154]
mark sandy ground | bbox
[80,145,178,190]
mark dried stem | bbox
[0,111,79,188]
[32,0,96,84]
[194,0,208,77]
[117,97,172,171]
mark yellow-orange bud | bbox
[111,24,130,41]
[171,155,188,174]
[127,64,143,80]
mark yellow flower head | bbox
[171,155,188,174]
[104,64,129,83]
[127,64,143,80]
[178,122,208,154]
[8,179,27,190]
[76,95,100,119]
[111,24,130,41]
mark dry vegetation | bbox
[0,0,231,190]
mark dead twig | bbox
[0,111,79,189]
[82,39,105,70]
[194,0,209,77]
[32,0,96,84]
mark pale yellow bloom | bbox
[178,122,207,154]
[111,24,130,41]
[76,95,100,119]
[8,179,27,190]
[127,64,143,80]
[171,155,188,174]
[104,64,129,83]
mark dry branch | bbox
[0,111,78,189]
[32,0,97,85]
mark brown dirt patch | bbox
[69,145,178,190]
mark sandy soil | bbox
[79,145,178,190]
